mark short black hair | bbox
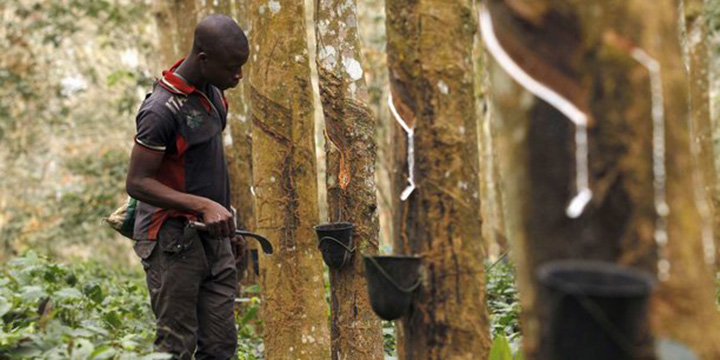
[192,14,248,57]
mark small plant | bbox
[488,335,524,360]
[0,251,167,359]
[486,259,522,351]
[236,284,264,360]
[382,320,396,357]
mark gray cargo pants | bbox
[134,217,238,360]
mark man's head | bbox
[191,15,249,90]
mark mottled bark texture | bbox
[684,0,720,265]
[248,0,330,358]
[485,0,720,358]
[152,0,198,69]
[386,0,492,358]
[473,24,507,260]
[314,0,384,359]
[357,0,394,250]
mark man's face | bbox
[200,44,249,91]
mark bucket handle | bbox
[318,236,356,253]
[366,256,421,293]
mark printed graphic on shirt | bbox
[186,109,204,130]
[164,96,187,115]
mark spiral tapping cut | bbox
[388,93,416,201]
[479,6,592,219]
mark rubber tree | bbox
[314,0,384,359]
[386,0,492,358]
[357,0,394,249]
[248,0,330,358]
[203,0,259,283]
[484,0,720,358]
[473,23,507,260]
[152,0,198,69]
[683,0,720,265]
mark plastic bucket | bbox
[314,222,355,269]
[537,261,656,360]
[364,255,422,321]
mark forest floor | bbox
[0,252,521,360]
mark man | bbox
[126,14,249,360]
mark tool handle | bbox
[188,221,274,255]
[188,220,207,230]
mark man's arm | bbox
[126,144,235,238]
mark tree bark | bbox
[474,18,507,261]
[314,1,385,359]
[248,0,331,358]
[152,0,198,70]
[683,0,720,267]
[485,0,720,358]
[357,0,394,251]
[386,0,492,358]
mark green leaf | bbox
[71,338,95,359]
[239,305,259,325]
[90,346,117,359]
[488,335,513,360]
[514,350,526,360]
[0,295,11,318]
[138,353,173,360]
[83,282,104,304]
[55,287,83,301]
[103,310,122,329]
[243,284,262,293]
[21,285,46,302]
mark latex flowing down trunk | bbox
[385,0,492,358]
[314,1,384,359]
[484,0,720,358]
[248,0,330,358]
[684,0,720,266]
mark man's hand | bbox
[198,199,235,238]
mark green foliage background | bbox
[0,0,154,264]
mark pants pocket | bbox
[133,240,161,298]
[158,218,199,264]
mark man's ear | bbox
[197,52,208,62]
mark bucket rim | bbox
[314,221,355,231]
[537,260,657,297]
[364,254,422,261]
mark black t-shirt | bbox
[133,60,230,240]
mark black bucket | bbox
[537,261,656,360]
[314,222,355,269]
[363,255,422,321]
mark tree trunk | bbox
[484,0,720,358]
[314,1,385,359]
[205,0,259,283]
[386,0,492,358]
[684,0,720,267]
[474,20,507,261]
[152,0,198,70]
[248,0,331,358]
[357,0,394,251]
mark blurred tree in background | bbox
[0,0,155,263]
